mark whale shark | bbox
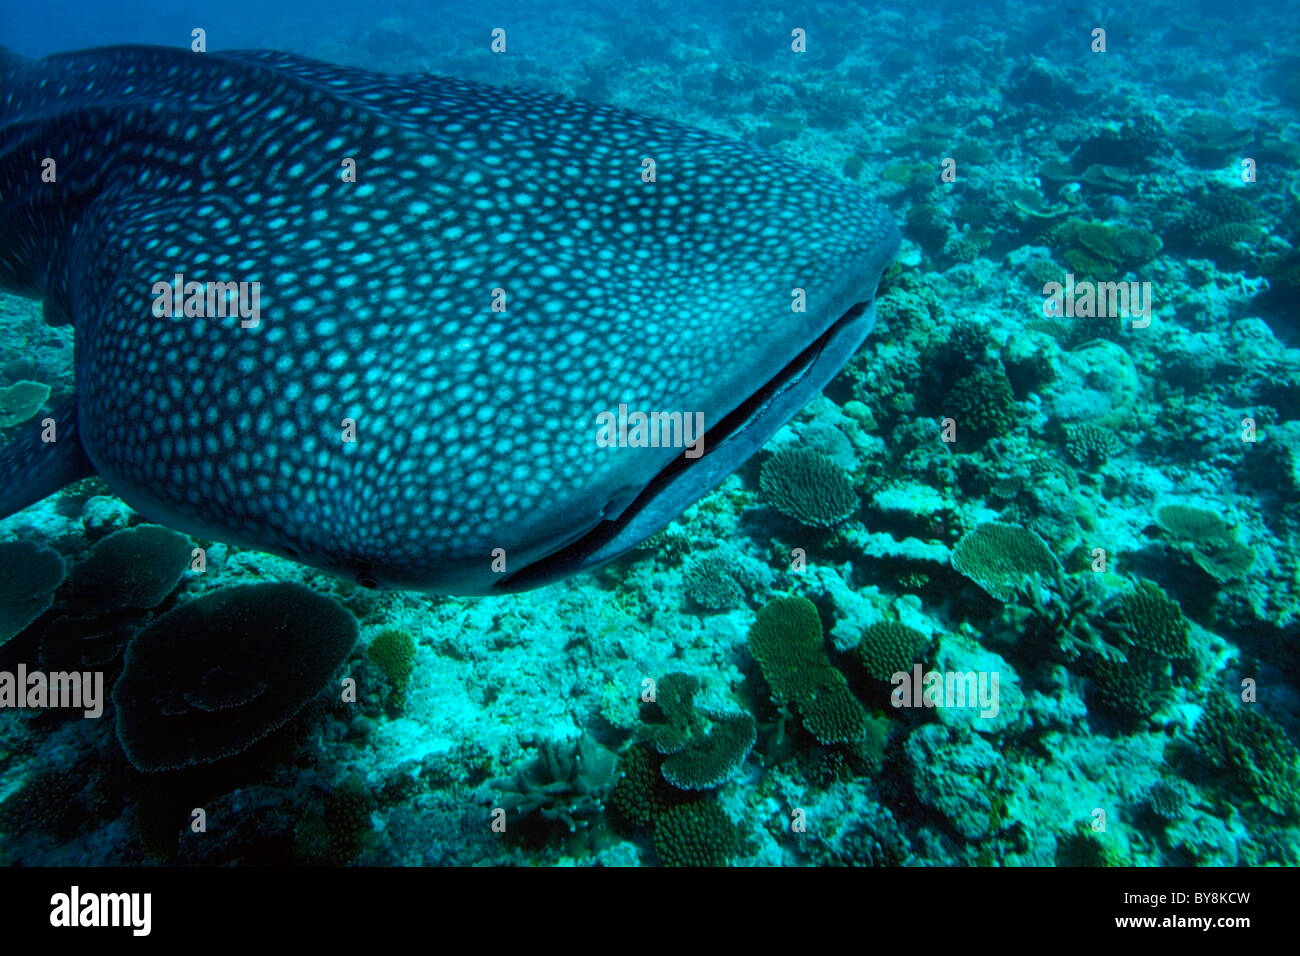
[0,44,898,593]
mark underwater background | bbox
[0,0,1297,868]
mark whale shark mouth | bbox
[493,295,878,592]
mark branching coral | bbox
[492,734,617,832]
[997,571,1126,662]
[1089,649,1172,722]
[1065,423,1119,468]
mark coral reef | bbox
[112,583,358,771]
[492,734,617,832]
[759,448,857,527]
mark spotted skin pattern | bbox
[0,45,898,592]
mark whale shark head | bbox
[0,44,898,594]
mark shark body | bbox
[0,45,898,593]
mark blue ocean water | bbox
[0,0,1296,871]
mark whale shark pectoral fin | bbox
[0,395,96,519]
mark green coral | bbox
[904,202,951,252]
[653,800,741,867]
[1089,650,1172,722]
[300,776,375,864]
[800,677,872,745]
[367,627,416,702]
[944,367,1018,445]
[0,380,51,427]
[883,162,934,190]
[67,524,193,615]
[1154,504,1255,582]
[759,447,857,527]
[1045,220,1163,279]
[609,744,675,829]
[1115,580,1190,658]
[857,621,931,681]
[1025,259,1064,291]
[1169,188,1264,267]
[682,550,746,610]
[1065,423,1118,467]
[0,539,67,647]
[636,673,756,790]
[955,202,995,229]
[951,522,1062,602]
[944,231,991,264]
[998,572,1125,662]
[748,597,871,745]
[1056,823,1131,866]
[1145,777,1195,822]
[1192,696,1300,817]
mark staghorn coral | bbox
[491,733,617,832]
[857,620,932,681]
[997,571,1124,662]
[951,522,1062,602]
[759,447,857,527]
